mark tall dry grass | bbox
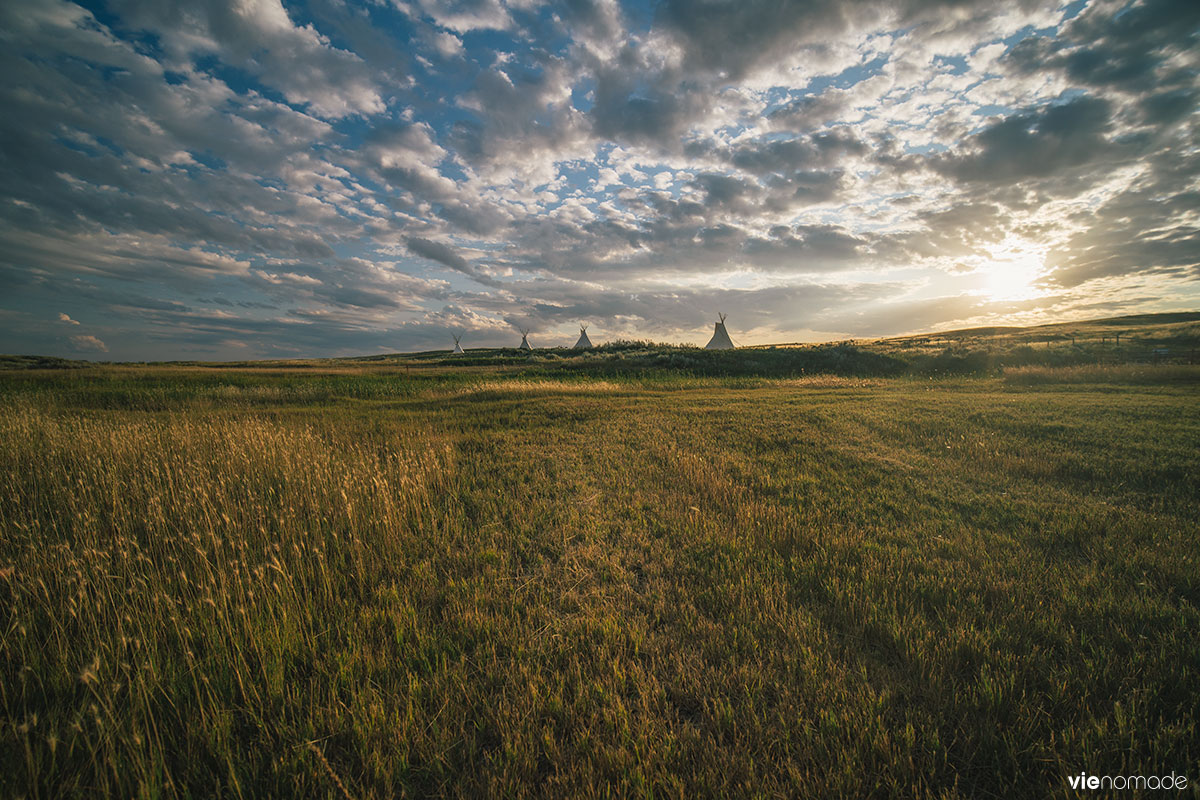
[1003,363,1200,385]
[0,403,450,797]
[1,370,1197,799]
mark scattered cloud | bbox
[0,0,1196,359]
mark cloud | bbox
[1004,0,1200,97]
[58,312,80,325]
[430,30,465,58]
[0,0,1196,359]
[768,91,855,131]
[405,237,507,288]
[109,0,388,118]
[932,95,1118,186]
[452,55,590,182]
[69,334,108,352]
[410,0,514,33]
[405,237,472,272]
[824,294,988,337]
[1043,149,1200,288]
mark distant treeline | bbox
[0,354,91,370]
[442,339,1198,378]
[6,341,1196,378]
[4,311,1197,376]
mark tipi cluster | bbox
[449,314,736,353]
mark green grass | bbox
[1,364,1198,798]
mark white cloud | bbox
[0,0,1195,359]
[415,0,513,32]
[70,334,108,352]
[252,270,322,286]
[110,0,386,118]
[430,31,464,58]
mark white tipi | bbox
[518,328,532,350]
[705,312,735,350]
[451,334,464,354]
[573,324,593,349]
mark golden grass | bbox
[1003,363,1200,385]
[1,404,449,797]
[1,369,1197,798]
[435,378,627,398]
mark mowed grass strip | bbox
[1,368,1197,798]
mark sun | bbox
[981,253,1047,302]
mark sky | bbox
[1,0,1197,359]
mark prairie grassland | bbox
[1,366,1198,799]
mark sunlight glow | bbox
[979,244,1049,302]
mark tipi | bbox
[705,312,735,350]
[573,324,593,349]
[518,328,532,350]
[451,334,464,354]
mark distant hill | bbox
[2,311,1197,374]
[0,354,93,370]
[313,311,1200,376]
[875,311,1200,346]
[859,311,1199,361]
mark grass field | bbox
[2,336,1199,796]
